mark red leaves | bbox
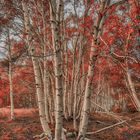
[82,16,93,29]
[108,36,115,45]
[112,105,122,113]
[7,119,14,123]
[127,101,137,112]
[128,28,134,34]
[0,98,3,106]
[117,126,129,133]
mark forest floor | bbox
[0,108,140,140]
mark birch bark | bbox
[126,71,140,111]
[22,1,52,139]
[8,31,15,120]
[77,1,110,139]
[49,0,64,139]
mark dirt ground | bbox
[0,108,140,140]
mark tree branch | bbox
[86,120,127,135]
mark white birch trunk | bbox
[8,33,15,120]
[9,52,15,120]
[63,42,69,119]
[22,1,52,139]
[73,40,84,130]
[127,71,140,111]
[77,1,110,139]
[44,60,51,122]
[49,0,64,139]
[77,45,98,140]
[42,5,51,123]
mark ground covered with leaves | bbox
[87,112,140,140]
[0,108,140,140]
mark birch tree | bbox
[49,0,64,139]
[21,1,52,139]
[77,1,112,139]
[7,30,15,120]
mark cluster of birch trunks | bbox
[7,0,140,140]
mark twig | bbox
[86,120,127,135]
[40,136,47,140]
[33,133,45,138]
